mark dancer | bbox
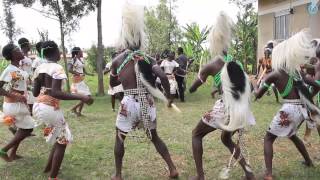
[109,3,178,180]
[0,44,36,162]
[302,39,320,144]
[68,47,93,116]
[160,51,179,103]
[32,41,47,71]
[253,30,317,180]
[104,53,124,112]
[257,46,279,103]
[189,12,255,180]
[175,47,188,102]
[18,37,35,113]
[33,41,93,179]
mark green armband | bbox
[315,80,320,86]
[263,82,271,89]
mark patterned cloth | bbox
[268,99,308,137]
[202,99,256,129]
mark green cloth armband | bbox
[0,149,7,156]
[315,80,320,86]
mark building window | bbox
[274,13,290,40]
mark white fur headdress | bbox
[117,2,145,50]
[208,11,234,57]
[272,29,314,74]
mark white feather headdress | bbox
[117,2,145,50]
[272,29,314,74]
[208,11,234,57]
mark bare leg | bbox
[2,129,33,161]
[44,144,57,173]
[190,120,215,180]
[303,123,312,146]
[150,129,178,178]
[112,129,126,180]
[111,95,116,112]
[272,86,279,103]
[49,143,67,178]
[289,135,313,167]
[264,132,277,180]
[71,101,82,114]
[9,144,23,160]
[77,102,84,116]
[221,131,255,180]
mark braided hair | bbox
[71,47,81,58]
[41,41,58,59]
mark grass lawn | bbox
[1,75,320,180]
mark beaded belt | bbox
[283,99,303,105]
[37,94,60,110]
[123,88,148,96]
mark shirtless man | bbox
[109,3,178,180]
[253,31,317,180]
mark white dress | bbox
[0,64,36,129]
[33,63,73,145]
[20,56,35,104]
[70,58,91,96]
[32,57,47,70]
[160,60,179,94]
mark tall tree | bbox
[11,0,97,91]
[145,0,182,55]
[96,0,104,96]
[229,0,258,73]
[1,0,22,43]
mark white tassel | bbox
[215,63,251,132]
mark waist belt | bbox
[4,90,25,103]
[37,94,60,110]
[124,88,148,96]
[283,99,303,105]
[72,74,84,83]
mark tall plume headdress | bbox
[208,11,252,132]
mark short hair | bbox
[41,41,58,58]
[316,45,320,59]
[35,42,43,54]
[311,39,318,48]
[18,37,30,48]
[177,47,183,54]
[2,44,18,61]
[71,47,81,58]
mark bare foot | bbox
[189,176,204,180]
[169,169,179,178]
[9,154,23,160]
[111,174,123,180]
[301,161,314,167]
[0,152,12,162]
[245,173,256,180]
[263,174,273,180]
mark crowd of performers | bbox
[1,3,320,180]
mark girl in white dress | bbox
[68,47,94,116]
[33,41,93,179]
[0,44,36,162]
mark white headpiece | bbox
[272,29,314,74]
[117,2,145,50]
[208,11,234,57]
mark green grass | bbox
[1,76,320,180]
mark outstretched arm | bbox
[189,61,216,93]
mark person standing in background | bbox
[175,47,188,102]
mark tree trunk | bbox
[57,0,70,92]
[96,0,104,96]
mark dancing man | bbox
[0,44,36,162]
[253,30,318,180]
[189,12,255,180]
[109,3,178,180]
[68,47,94,116]
[33,41,93,179]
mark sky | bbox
[0,0,250,50]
